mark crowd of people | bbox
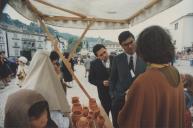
[0,51,18,88]
[1,1,192,128]
[1,25,193,128]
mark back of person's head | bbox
[63,52,70,58]
[50,51,59,61]
[93,44,106,56]
[118,31,135,45]
[136,25,175,64]
[4,89,57,128]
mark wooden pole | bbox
[38,19,91,99]
[43,16,128,24]
[36,0,87,18]
[26,0,92,99]
[125,0,160,22]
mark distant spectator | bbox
[16,56,28,87]
[84,55,91,77]
[182,74,193,128]
[0,51,12,86]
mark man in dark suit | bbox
[109,31,146,128]
[89,44,112,116]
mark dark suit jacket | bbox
[88,59,111,100]
[60,59,74,82]
[109,53,146,99]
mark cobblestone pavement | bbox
[0,60,193,127]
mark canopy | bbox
[8,0,182,30]
[7,0,183,100]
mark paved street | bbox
[0,60,193,127]
[0,64,99,128]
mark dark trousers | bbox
[111,97,125,128]
[98,87,112,116]
[100,96,111,116]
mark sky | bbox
[2,0,193,42]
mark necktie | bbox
[129,56,134,71]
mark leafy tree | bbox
[67,36,83,53]
[13,19,24,28]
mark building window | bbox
[14,42,18,47]
[14,33,17,38]
[174,23,178,30]
[0,44,5,51]
[0,36,3,42]
[23,42,27,49]
[173,40,176,45]
[15,49,19,56]
[38,44,42,48]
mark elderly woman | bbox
[4,89,57,128]
[118,26,184,128]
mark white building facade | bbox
[103,41,122,54]
[170,13,193,52]
[0,27,8,56]
[0,25,47,60]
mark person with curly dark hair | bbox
[118,26,184,128]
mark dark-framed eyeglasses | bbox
[121,41,134,47]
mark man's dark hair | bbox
[93,44,106,56]
[136,25,175,64]
[118,31,135,45]
[49,51,59,61]
[63,52,69,58]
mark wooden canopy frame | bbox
[26,0,94,99]
[35,0,160,24]
[24,0,161,99]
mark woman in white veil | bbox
[23,50,70,127]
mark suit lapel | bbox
[98,59,107,71]
[122,53,130,75]
[135,57,146,75]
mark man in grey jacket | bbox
[109,31,146,128]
